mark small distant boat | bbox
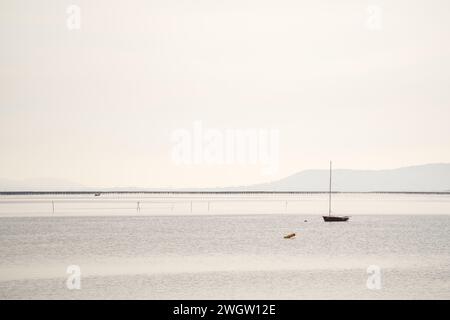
[323,161,350,222]
[284,233,296,239]
[94,193,101,197]
[323,215,349,222]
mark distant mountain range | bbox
[0,178,85,192]
[236,163,450,192]
[1,163,450,193]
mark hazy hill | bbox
[1,163,449,193]
[239,163,450,192]
[0,178,85,192]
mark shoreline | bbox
[2,191,450,196]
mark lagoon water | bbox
[0,193,449,299]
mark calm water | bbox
[0,194,449,299]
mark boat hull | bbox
[322,215,349,222]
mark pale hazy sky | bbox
[1,0,450,188]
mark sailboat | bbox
[322,161,350,222]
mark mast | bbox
[329,161,332,216]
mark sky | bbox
[1,0,450,188]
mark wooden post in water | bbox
[285,200,288,213]
[52,201,55,215]
[137,201,140,213]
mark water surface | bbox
[0,209,449,299]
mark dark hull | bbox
[322,215,349,222]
